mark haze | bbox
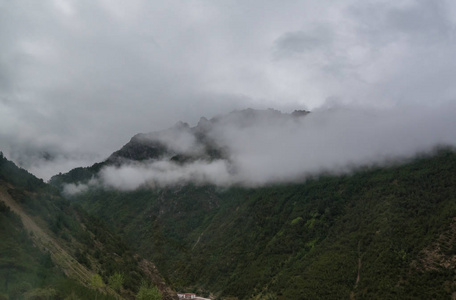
[1,0,456,181]
[62,105,456,193]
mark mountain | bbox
[107,108,309,164]
[50,108,309,189]
[0,152,178,300]
[49,109,456,299]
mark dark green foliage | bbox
[0,200,114,300]
[0,204,33,293]
[75,249,91,268]
[0,153,164,299]
[0,153,45,191]
[108,272,124,292]
[136,281,162,300]
[110,137,168,162]
[49,162,104,188]
[66,149,456,299]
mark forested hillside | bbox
[3,0,456,298]
[0,152,176,300]
[54,148,456,299]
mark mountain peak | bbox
[173,121,190,129]
[291,109,310,117]
[105,108,310,164]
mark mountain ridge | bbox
[33,108,456,299]
[107,108,309,164]
[49,108,310,189]
[50,141,456,299]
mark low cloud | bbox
[100,159,232,190]
[64,103,456,194]
[63,180,91,196]
[138,123,205,156]
[63,159,232,195]
[0,138,105,182]
[2,0,456,181]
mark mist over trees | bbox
[62,105,456,193]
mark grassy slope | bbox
[64,149,456,299]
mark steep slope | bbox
[54,144,456,299]
[48,108,456,299]
[0,152,177,299]
[0,185,94,286]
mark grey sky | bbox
[1,0,456,180]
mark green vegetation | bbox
[23,287,57,299]
[0,200,113,299]
[90,274,104,289]
[0,152,46,192]
[108,272,124,292]
[0,153,172,300]
[4,146,456,299]
[60,148,456,299]
[136,281,162,300]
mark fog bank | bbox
[64,104,456,194]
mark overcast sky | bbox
[1,0,456,180]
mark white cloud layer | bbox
[1,0,456,179]
[64,103,456,193]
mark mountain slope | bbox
[0,185,94,286]
[0,152,178,299]
[49,108,309,189]
[53,139,456,299]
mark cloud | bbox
[1,0,456,180]
[99,159,232,191]
[139,122,205,156]
[274,26,334,56]
[207,104,456,185]
[63,181,91,196]
[64,103,456,193]
[273,0,456,107]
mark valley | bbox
[3,1,456,298]
[2,110,456,299]
[51,134,456,299]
